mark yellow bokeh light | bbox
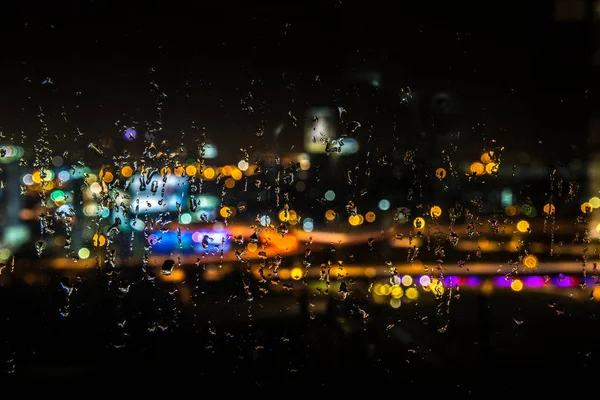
[543,203,555,215]
[203,167,215,180]
[85,174,97,184]
[224,177,235,188]
[516,220,530,233]
[41,181,54,191]
[401,275,413,286]
[325,210,336,221]
[470,162,485,176]
[160,268,185,282]
[32,171,42,184]
[291,267,303,280]
[349,215,361,226]
[102,171,114,183]
[222,165,233,176]
[219,206,232,218]
[231,168,243,181]
[121,166,133,178]
[505,205,518,216]
[485,162,498,175]
[92,233,106,247]
[185,165,197,176]
[279,209,295,222]
[435,167,447,179]
[405,287,419,300]
[522,254,538,269]
[160,166,171,177]
[390,286,403,299]
[590,197,600,209]
[430,205,442,218]
[365,211,376,223]
[581,202,593,214]
[174,166,185,177]
[510,280,523,292]
[593,287,600,301]
[247,242,258,252]
[480,281,494,295]
[480,152,493,164]
[380,284,392,296]
[413,217,425,229]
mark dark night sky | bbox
[0,1,592,160]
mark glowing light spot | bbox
[380,284,392,296]
[231,168,243,180]
[247,243,258,252]
[50,190,66,202]
[390,298,401,308]
[174,166,185,177]
[505,205,518,216]
[390,286,403,299]
[480,152,494,164]
[224,177,235,188]
[22,174,34,185]
[160,167,171,177]
[102,171,114,183]
[259,215,271,227]
[324,190,336,201]
[219,206,233,218]
[378,199,390,210]
[365,211,376,223]
[325,210,336,221]
[92,233,106,247]
[419,275,431,287]
[78,248,91,260]
[543,203,556,215]
[481,281,494,295]
[89,182,102,194]
[401,275,413,286]
[348,215,361,226]
[291,267,303,280]
[121,166,133,178]
[203,167,215,179]
[303,218,314,232]
[32,171,42,184]
[58,171,70,182]
[185,165,197,176]
[435,168,446,179]
[279,209,294,222]
[593,287,600,301]
[300,159,311,170]
[430,205,442,218]
[180,213,192,224]
[238,160,249,171]
[413,217,425,229]
[405,287,419,300]
[591,197,600,209]
[510,280,523,292]
[581,202,593,214]
[523,254,538,269]
[485,162,498,175]
[469,162,485,176]
[222,165,233,176]
[123,128,137,141]
[365,267,376,278]
[516,220,530,233]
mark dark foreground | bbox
[1,271,600,395]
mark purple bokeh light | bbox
[123,128,137,141]
[524,275,545,287]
